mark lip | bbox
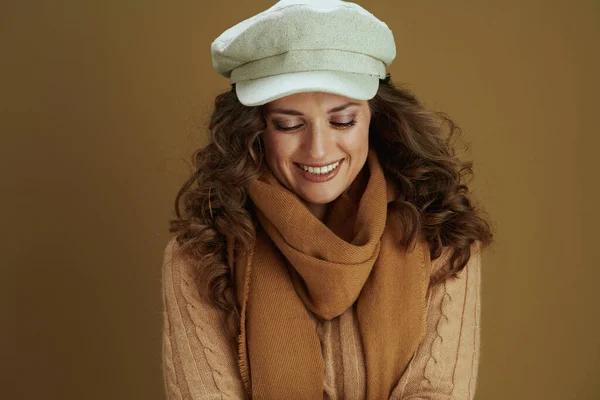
[294,159,344,183]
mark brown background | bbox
[1,1,598,399]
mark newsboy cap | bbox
[210,0,396,106]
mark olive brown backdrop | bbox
[1,1,598,399]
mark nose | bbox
[302,121,332,161]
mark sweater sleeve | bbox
[161,237,246,400]
[389,242,483,400]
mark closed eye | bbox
[274,120,356,132]
[331,120,356,129]
[275,124,302,132]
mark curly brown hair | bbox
[168,74,494,340]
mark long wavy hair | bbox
[169,74,494,340]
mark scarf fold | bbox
[229,148,432,400]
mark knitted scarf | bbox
[228,148,432,400]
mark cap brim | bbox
[235,70,380,106]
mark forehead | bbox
[265,92,366,113]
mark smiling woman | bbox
[162,1,494,399]
[262,93,371,219]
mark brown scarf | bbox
[227,148,432,400]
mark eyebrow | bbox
[267,102,360,116]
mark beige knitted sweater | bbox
[161,237,482,400]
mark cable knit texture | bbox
[161,238,482,399]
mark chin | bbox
[298,187,343,205]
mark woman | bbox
[161,1,494,399]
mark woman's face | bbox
[261,91,371,207]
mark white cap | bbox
[210,0,396,106]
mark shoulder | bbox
[161,236,205,308]
[162,236,183,269]
[161,236,231,316]
[430,241,482,278]
[161,236,231,339]
[162,236,196,281]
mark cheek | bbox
[262,130,296,164]
[341,125,370,154]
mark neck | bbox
[305,201,330,222]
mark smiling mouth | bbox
[293,159,345,183]
[294,158,344,174]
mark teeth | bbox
[300,161,340,175]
